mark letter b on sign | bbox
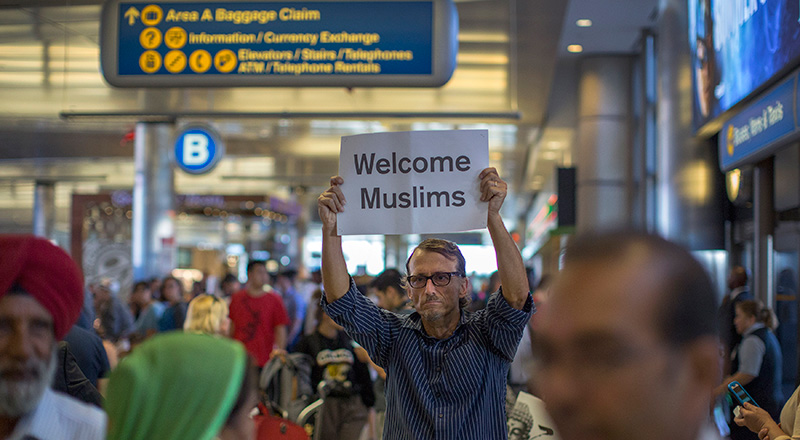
[174,126,224,174]
[183,134,210,165]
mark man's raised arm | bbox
[479,168,529,310]
[317,176,351,302]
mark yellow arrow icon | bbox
[124,7,140,25]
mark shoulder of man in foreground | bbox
[24,388,107,440]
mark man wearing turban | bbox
[0,235,106,439]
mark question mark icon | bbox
[141,28,161,49]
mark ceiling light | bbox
[576,19,592,27]
[567,44,583,53]
[458,32,509,43]
[456,53,509,65]
[542,151,558,160]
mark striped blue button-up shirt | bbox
[322,278,534,440]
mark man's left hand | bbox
[479,167,507,216]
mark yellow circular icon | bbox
[139,27,162,49]
[189,50,211,73]
[140,5,163,26]
[164,50,187,73]
[139,50,162,74]
[214,49,237,73]
[164,27,188,49]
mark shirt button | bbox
[439,414,443,418]
[435,366,441,372]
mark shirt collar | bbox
[400,310,470,339]
[9,387,53,440]
[743,322,766,336]
[400,312,424,332]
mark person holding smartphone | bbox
[715,300,784,440]
[735,385,800,440]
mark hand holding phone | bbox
[728,381,759,408]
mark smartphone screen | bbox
[728,381,759,407]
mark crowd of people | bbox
[0,166,796,440]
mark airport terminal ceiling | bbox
[0,0,657,232]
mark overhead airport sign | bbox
[174,125,224,174]
[336,130,489,235]
[718,72,798,171]
[100,0,458,87]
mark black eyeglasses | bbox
[406,272,463,289]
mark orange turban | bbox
[0,235,84,339]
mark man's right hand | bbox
[318,176,350,302]
[317,176,346,235]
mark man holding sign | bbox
[318,155,533,439]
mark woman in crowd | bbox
[715,299,784,440]
[184,293,231,335]
[105,332,257,440]
[158,276,188,331]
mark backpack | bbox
[260,353,315,422]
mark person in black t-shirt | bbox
[293,307,374,440]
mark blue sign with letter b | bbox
[174,125,224,174]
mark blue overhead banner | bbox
[688,0,800,132]
[718,72,798,171]
[100,0,458,87]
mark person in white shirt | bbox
[0,235,106,440]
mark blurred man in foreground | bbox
[532,231,721,440]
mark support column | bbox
[383,235,408,271]
[293,189,308,272]
[575,56,633,232]
[754,158,775,303]
[132,122,176,281]
[32,180,55,239]
[656,0,725,250]
[631,30,657,231]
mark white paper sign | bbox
[337,130,489,235]
[508,392,561,440]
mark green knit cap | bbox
[105,332,247,440]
